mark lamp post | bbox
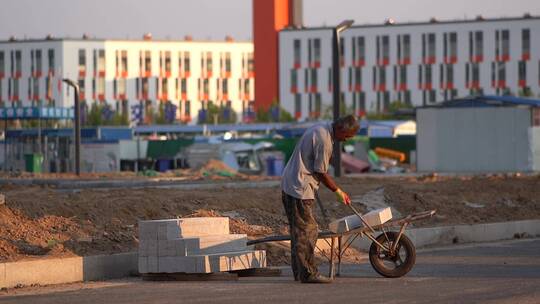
[62,78,81,176]
[332,20,354,177]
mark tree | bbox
[197,102,237,124]
[255,100,294,123]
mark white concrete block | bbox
[139,217,230,240]
[176,217,230,237]
[185,234,247,255]
[329,207,392,233]
[157,256,199,273]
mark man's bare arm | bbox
[313,172,338,192]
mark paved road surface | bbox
[1,239,539,304]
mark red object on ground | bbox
[341,153,370,173]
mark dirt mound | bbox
[0,175,539,264]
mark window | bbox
[497,62,505,84]
[400,65,407,87]
[446,64,454,85]
[144,50,151,74]
[164,51,171,75]
[247,53,254,73]
[403,34,411,61]
[181,78,187,97]
[293,39,301,66]
[98,49,105,72]
[358,36,365,63]
[78,79,85,100]
[314,38,321,64]
[315,93,321,117]
[382,36,389,61]
[184,52,190,73]
[307,39,312,64]
[206,52,212,73]
[472,63,480,83]
[290,69,298,91]
[522,29,530,56]
[225,52,231,73]
[475,31,483,59]
[185,100,191,117]
[121,50,128,74]
[428,33,436,59]
[502,30,510,58]
[35,50,42,75]
[78,49,86,74]
[449,32,457,59]
[310,68,317,90]
[97,77,105,98]
[222,78,228,95]
[355,67,362,89]
[47,49,54,74]
[418,65,423,87]
[294,93,301,116]
[518,61,526,85]
[0,51,4,77]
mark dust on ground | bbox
[0,174,539,265]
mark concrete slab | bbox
[329,208,392,233]
[1,257,83,289]
[138,239,158,257]
[139,250,266,274]
[82,252,138,281]
[139,217,230,240]
[185,234,248,256]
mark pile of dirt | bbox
[0,175,538,264]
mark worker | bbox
[281,115,359,283]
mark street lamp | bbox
[332,19,354,177]
[62,78,81,176]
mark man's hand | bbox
[334,188,351,205]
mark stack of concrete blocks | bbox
[329,207,393,233]
[138,217,266,274]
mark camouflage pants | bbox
[282,191,319,281]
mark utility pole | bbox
[332,20,354,177]
[62,79,81,176]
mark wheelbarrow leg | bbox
[328,237,335,279]
[337,236,342,277]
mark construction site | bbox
[1,0,540,302]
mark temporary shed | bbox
[417,96,540,172]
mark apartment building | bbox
[0,36,254,124]
[279,15,540,121]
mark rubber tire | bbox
[369,231,416,278]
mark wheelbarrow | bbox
[247,205,436,279]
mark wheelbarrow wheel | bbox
[369,231,416,278]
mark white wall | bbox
[417,107,533,172]
[530,127,540,171]
[81,142,120,173]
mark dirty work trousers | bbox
[282,191,319,281]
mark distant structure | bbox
[0,37,253,124]
[253,0,302,112]
[278,15,540,121]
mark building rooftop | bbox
[281,14,540,32]
[0,36,251,45]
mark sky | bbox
[0,0,539,41]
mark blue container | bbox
[156,159,173,172]
[273,157,284,176]
[266,157,285,176]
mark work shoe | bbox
[302,274,333,284]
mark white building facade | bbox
[0,37,254,124]
[279,16,540,121]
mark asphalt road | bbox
[2,238,540,304]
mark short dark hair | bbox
[334,115,359,132]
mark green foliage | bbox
[84,102,129,127]
[519,87,533,97]
[367,100,413,120]
[198,102,237,124]
[255,101,294,123]
[154,102,167,125]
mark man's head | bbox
[333,115,360,141]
